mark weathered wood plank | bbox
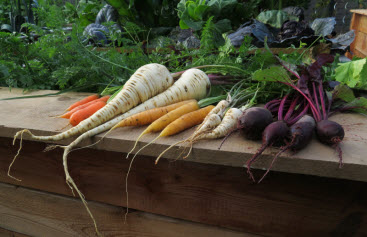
[1,137,367,237]
[1,88,367,182]
[0,182,258,237]
[0,227,30,237]
[350,9,367,16]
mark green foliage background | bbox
[0,0,308,96]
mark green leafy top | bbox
[335,58,367,90]
[252,66,292,83]
[256,10,298,28]
[332,84,367,115]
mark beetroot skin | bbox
[239,107,273,140]
[289,115,315,151]
[246,120,290,182]
[316,120,345,167]
[316,120,344,145]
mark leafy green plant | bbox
[335,58,367,90]
[256,10,298,28]
[178,0,208,30]
[200,16,231,50]
[0,0,12,25]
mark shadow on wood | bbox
[1,138,367,236]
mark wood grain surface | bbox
[0,227,30,237]
[1,137,367,237]
[0,182,259,237]
[1,88,367,182]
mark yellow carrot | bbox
[125,104,214,222]
[113,100,194,128]
[77,100,196,150]
[160,105,215,137]
[126,100,199,158]
[155,105,215,164]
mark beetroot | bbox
[239,107,273,140]
[316,120,344,167]
[218,107,273,150]
[257,115,315,183]
[275,54,345,167]
[316,120,344,144]
[246,120,290,182]
[289,115,315,151]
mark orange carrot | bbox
[70,101,106,126]
[66,94,99,111]
[60,96,110,119]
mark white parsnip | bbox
[41,68,211,236]
[183,107,242,159]
[13,63,173,143]
[207,99,230,117]
[10,63,174,236]
[155,101,235,162]
[188,97,231,142]
[194,108,243,141]
[191,114,222,138]
[61,68,211,155]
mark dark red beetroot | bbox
[218,107,273,150]
[246,120,290,182]
[289,115,316,151]
[239,107,273,140]
[276,54,345,167]
[257,115,315,183]
[316,120,345,167]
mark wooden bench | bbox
[1,87,367,236]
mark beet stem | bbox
[265,99,281,110]
[267,102,280,111]
[318,83,327,120]
[312,82,321,114]
[278,94,289,121]
[284,95,299,122]
[280,82,321,121]
[288,103,310,125]
[327,93,333,115]
[276,56,301,80]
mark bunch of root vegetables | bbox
[9,58,364,236]
[10,65,246,236]
[236,54,348,183]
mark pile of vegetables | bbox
[3,0,367,235]
[7,47,367,237]
[8,54,367,235]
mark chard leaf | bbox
[253,66,291,83]
[335,58,367,89]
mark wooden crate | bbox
[349,9,367,58]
